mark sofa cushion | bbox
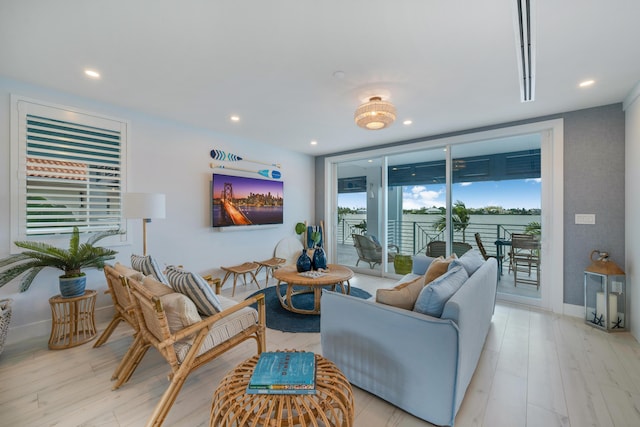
[414,264,469,317]
[114,262,144,281]
[375,275,425,310]
[165,266,222,316]
[142,275,174,297]
[160,292,202,333]
[412,255,436,275]
[424,255,457,285]
[131,254,169,284]
[450,249,485,276]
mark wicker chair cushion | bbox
[173,295,258,363]
[131,254,169,284]
[165,266,222,315]
[142,276,174,297]
[160,292,202,333]
[114,262,144,281]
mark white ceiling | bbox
[1,1,639,156]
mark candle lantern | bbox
[584,250,626,331]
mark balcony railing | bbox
[338,217,534,257]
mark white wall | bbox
[625,82,640,341]
[0,77,315,344]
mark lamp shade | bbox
[123,193,166,220]
[354,96,397,130]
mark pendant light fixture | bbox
[354,96,397,130]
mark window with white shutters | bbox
[11,97,129,241]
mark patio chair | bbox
[474,233,501,261]
[352,234,399,269]
[426,241,473,258]
[511,234,540,288]
[112,274,266,426]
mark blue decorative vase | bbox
[59,275,87,298]
[312,246,327,270]
[296,250,312,273]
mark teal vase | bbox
[296,250,312,272]
[59,275,87,298]
[312,246,327,270]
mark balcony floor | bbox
[336,243,541,300]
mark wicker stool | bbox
[221,262,260,296]
[211,352,354,427]
[254,257,286,286]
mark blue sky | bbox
[339,179,541,210]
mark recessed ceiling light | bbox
[403,119,413,125]
[230,115,240,122]
[84,69,100,79]
[310,140,318,145]
[367,159,373,163]
[579,80,595,88]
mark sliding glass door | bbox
[326,120,560,310]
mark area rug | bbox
[246,285,371,333]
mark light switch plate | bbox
[575,214,596,224]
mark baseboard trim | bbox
[563,303,584,318]
[4,305,114,346]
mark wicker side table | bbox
[48,290,97,350]
[210,352,354,427]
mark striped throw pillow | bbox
[130,254,169,284]
[165,266,222,316]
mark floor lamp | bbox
[123,193,166,256]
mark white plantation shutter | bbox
[12,97,129,239]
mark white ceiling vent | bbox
[513,0,536,102]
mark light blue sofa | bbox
[320,254,498,426]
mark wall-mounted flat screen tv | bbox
[211,173,283,227]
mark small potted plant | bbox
[0,226,121,298]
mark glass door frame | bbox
[323,118,564,313]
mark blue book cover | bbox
[248,351,316,390]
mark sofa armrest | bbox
[320,290,460,426]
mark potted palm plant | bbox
[0,226,121,298]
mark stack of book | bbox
[246,351,316,394]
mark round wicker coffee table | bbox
[210,352,354,427]
[273,264,354,315]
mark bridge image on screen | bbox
[211,173,283,227]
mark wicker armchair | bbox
[112,275,266,427]
[93,264,140,348]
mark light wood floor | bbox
[1,274,640,427]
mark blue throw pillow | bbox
[411,255,436,275]
[414,264,469,317]
[449,249,485,276]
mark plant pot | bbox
[59,275,87,298]
[394,255,413,275]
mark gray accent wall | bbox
[563,104,625,305]
[315,103,625,307]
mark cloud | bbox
[525,178,542,183]
[460,182,472,186]
[403,185,444,209]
